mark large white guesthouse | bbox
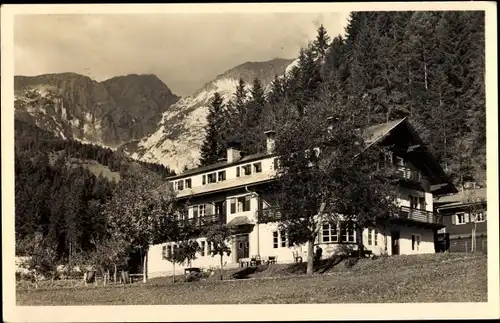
[147,118,457,278]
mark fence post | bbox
[465,241,468,253]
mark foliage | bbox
[205,224,232,280]
[269,91,399,274]
[19,233,59,280]
[200,92,226,166]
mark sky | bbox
[14,12,350,96]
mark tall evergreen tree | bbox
[199,92,225,166]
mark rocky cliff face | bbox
[14,58,296,172]
[124,58,294,172]
[14,72,179,148]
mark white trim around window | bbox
[455,212,468,225]
[411,234,421,251]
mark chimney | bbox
[227,143,242,163]
[264,130,276,155]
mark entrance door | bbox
[391,231,400,255]
[236,234,250,260]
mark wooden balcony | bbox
[177,213,227,228]
[398,206,443,225]
[396,166,422,182]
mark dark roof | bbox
[167,152,270,180]
[434,188,487,209]
[227,216,254,227]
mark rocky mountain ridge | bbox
[14,72,180,149]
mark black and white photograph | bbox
[1,2,498,321]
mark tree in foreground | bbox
[205,224,232,280]
[101,170,181,283]
[268,96,399,275]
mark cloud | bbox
[14,12,350,96]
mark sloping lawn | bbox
[16,253,487,305]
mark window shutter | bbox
[193,206,198,218]
[452,214,456,225]
[230,198,236,214]
[206,203,213,215]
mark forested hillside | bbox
[200,11,486,187]
[14,120,175,261]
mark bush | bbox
[184,271,202,282]
[344,257,358,268]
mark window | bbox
[418,197,426,209]
[241,195,251,212]
[178,208,188,221]
[341,222,356,243]
[476,211,486,222]
[411,234,421,251]
[374,229,378,246]
[185,179,192,189]
[201,241,206,256]
[193,206,198,219]
[456,213,467,225]
[162,245,167,260]
[321,223,338,243]
[202,175,206,185]
[242,164,252,176]
[409,195,419,209]
[367,228,373,246]
[236,167,240,177]
[384,151,393,164]
[198,204,206,217]
[280,230,288,247]
[207,241,212,255]
[177,180,184,191]
[218,171,226,182]
[253,162,262,173]
[207,172,217,184]
[273,158,279,170]
[230,198,236,214]
[272,231,279,248]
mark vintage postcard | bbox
[1,2,498,322]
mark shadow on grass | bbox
[231,265,268,279]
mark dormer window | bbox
[202,175,206,185]
[185,178,192,189]
[236,167,240,177]
[242,165,252,176]
[177,180,184,191]
[253,162,262,173]
[218,171,226,181]
[207,172,217,184]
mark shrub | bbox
[184,271,202,282]
[344,257,358,268]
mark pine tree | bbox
[200,92,225,166]
[312,24,331,59]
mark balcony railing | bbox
[398,206,443,225]
[395,166,422,182]
[177,213,227,228]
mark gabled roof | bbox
[434,187,487,209]
[164,117,456,195]
[363,118,407,147]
